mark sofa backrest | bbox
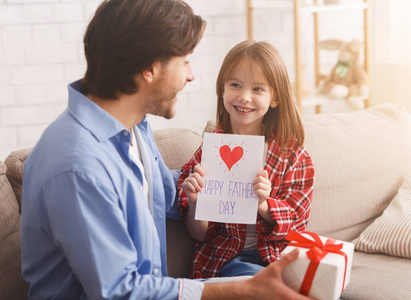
[303,104,411,241]
[0,159,29,299]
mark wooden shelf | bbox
[246,0,371,114]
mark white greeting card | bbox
[195,132,265,224]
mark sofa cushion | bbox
[4,148,31,211]
[304,104,411,241]
[342,251,411,299]
[353,175,411,258]
[0,159,29,299]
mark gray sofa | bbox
[1,103,411,299]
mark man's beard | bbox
[147,86,178,119]
[147,70,185,119]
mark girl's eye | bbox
[254,87,264,92]
[230,83,240,88]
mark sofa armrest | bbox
[4,148,32,211]
[1,156,29,299]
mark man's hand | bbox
[246,248,312,299]
[201,248,314,300]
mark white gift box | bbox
[281,232,354,300]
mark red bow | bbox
[286,231,348,296]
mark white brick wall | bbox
[0,0,96,160]
[0,0,368,160]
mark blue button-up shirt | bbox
[21,80,204,299]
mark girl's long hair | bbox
[216,40,304,149]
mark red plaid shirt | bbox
[177,127,315,279]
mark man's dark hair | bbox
[81,0,205,99]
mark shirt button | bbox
[123,130,129,136]
[152,268,159,275]
[139,186,143,191]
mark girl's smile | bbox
[234,105,255,113]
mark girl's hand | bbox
[182,165,208,241]
[181,164,205,204]
[253,169,273,223]
[253,169,271,205]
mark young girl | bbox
[177,40,315,279]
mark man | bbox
[21,0,311,299]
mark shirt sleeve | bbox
[180,279,204,300]
[261,146,315,240]
[165,168,183,220]
[43,169,184,300]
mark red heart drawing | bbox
[219,145,244,171]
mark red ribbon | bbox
[286,231,348,296]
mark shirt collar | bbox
[68,80,148,142]
[137,115,148,132]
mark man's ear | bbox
[142,61,162,83]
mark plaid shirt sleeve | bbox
[177,143,203,225]
[262,139,315,240]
